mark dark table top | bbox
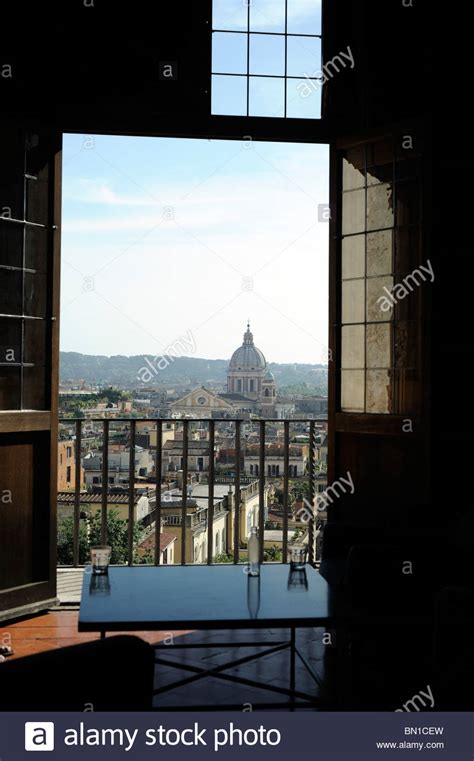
[78,564,332,631]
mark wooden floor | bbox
[0,611,191,659]
[0,612,329,709]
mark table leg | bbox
[290,627,296,710]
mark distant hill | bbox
[60,352,328,393]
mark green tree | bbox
[263,545,282,561]
[57,509,144,565]
[213,551,234,563]
[57,516,89,564]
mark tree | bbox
[263,545,282,561]
[213,551,234,563]
[57,516,89,565]
[57,509,144,565]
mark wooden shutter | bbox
[0,124,61,620]
[328,124,430,518]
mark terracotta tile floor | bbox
[0,613,328,709]
[0,611,191,660]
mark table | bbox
[79,564,334,708]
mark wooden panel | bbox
[330,431,428,523]
[0,411,51,433]
[0,431,55,612]
[0,130,60,618]
[0,443,34,588]
[335,413,421,437]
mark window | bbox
[249,379,254,392]
[212,0,322,118]
[92,476,100,484]
[162,549,168,564]
[66,466,71,483]
[66,446,72,458]
[339,136,422,414]
[0,133,51,410]
[237,379,242,392]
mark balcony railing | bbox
[58,418,328,568]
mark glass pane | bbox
[287,0,322,35]
[0,268,22,315]
[249,76,285,117]
[395,227,420,275]
[342,189,365,235]
[286,78,321,118]
[367,163,393,186]
[25,225,48,272]
[394,321,418,368]
[366,369,391,413]
[342,235,365,279]
[367,140,393,165]
[366,323,391,368]
[341,325,365,369]
[0,318,21,364]
[213,0,248,31]
[0,221,23,268]
[367,230,392,276]
[24,319,47,364]
[25,133,50,183]
[394,277,421,321]
[342,146,365,191]
[366,140,393,186]
[0,365,21,410]
[366,276,393,322]
[395,180,420,227]
[341,369,364,412]
[24,272,47,318]
[25,178,48,225]
[286,36,321,77]
[396,157,420,181]
[391,367,420,415]
[342,279,365,324]
[0,132,24,222]
[249,33,285,75]
[250,0,285,32]
[212,32,247,74]
[212,75,247,115]
[23,364,47,410]
[366,183,394,231]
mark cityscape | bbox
[57,322,328,568]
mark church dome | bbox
[229,323,266,370]
[263,370,275,382]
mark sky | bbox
[60,134,329,365]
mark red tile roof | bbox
[139,532,176,551]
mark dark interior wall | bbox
[324,0,431,132]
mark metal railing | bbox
[58,417,328,568]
